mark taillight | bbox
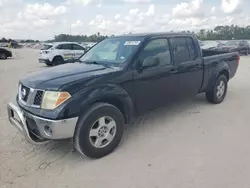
[237,55,240,64]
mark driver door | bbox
[132,38,179,113]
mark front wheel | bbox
[206,74,228,104]
[52,56,64,66]
[0,53,7,59]
[73,103,125,159]
[46,62,53,66]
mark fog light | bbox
[44,125,52,136]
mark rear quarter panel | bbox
[200,52,239,92]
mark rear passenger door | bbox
[72,44,86,59]
[171,37,203,99]
[59,44,75,62]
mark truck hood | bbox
[20,63,120,90]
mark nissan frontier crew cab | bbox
[7,33,239,159]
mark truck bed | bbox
[202,49,228,57]
[200,49,239,93]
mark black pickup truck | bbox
[0,48,12,59]
[7,33,239,159]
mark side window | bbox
[173,37,190,64]
[55,44,62,49]
[186,38,198,60]
[61,44,72,50]
[139,38,172,66]
[72,44,85,51]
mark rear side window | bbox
[58,44,72,50]
[173,37,190,64]
[186,38,198,60]
[72,44,85,50]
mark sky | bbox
[0,0,249,40]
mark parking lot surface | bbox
[1,49,250,188]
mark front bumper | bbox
[38,58,51,64]
[7,101,78,144]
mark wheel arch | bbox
[219,69,229,81]
[206,62,230,92]
[92,96,132,124]
[52,55,63,61]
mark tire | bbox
[73,103,125,159]
[52,56,64,66]
[0,53,7,59]
[206,74,228,104]
[46,62,53,66]
[246,49,249,56]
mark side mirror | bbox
[142,57,159,69]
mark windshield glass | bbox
[225,41,240,46]
[41,44,53,50]
[79,37,144,65]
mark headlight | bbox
[41,91,71,110]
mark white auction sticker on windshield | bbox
[124,41,141,45]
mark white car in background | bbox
[38,42,86,66]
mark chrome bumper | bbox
[7,101,78,144]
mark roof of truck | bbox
[113,32,195,38]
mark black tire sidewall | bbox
[74,103,125,159]
[53,56,64,66]
[0,53,7,59]
[212,75,228,103]
[46,62,52,66]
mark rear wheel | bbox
[73,103,125,159]
[0,53,7,59]
[206,74,228,104]
[245,49,249,56]
[52,56,64,66]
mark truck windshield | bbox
[79,37,143,65]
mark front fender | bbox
[57,84,135,122]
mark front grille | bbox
[18,84,44,108]
[34,91,44,105]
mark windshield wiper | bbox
[78,60,114,68]
[84,61,99,65]
[77,60,98,64]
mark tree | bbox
[51,33,108,43]
[196,25,250,40]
